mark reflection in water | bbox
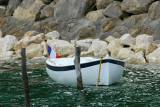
[0,68,160,106]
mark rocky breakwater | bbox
[0,0,160,70]
[0,30,160,70]
[1,0,160,40]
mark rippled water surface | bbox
[0,68,160,106]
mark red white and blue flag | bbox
[47,44,60,59]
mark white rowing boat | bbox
[46,55,125,86]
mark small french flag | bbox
[47,44,60,59]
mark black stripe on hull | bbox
[46,59,125,71]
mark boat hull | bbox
[46,57,124,86]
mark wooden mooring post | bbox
[21,48,30,107]
[74,46,84,90]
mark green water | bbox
[0,68,160,107]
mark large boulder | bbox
[14,37,30,53]
[130,25,153,37]
[54,0,95,20]
[81,51,94,57]
[104,36,115,43]
[107,39,123,56]
[0,16,33,39]
[22,31,39,39]
[146,47,160,63]
[13,0,46,21]
[96,0,114,10]
[126,51,146,64]
[121,0,154,14]
[117,48,135,59]
[99,22,129,40]
[76,42,91,52]
[135,34,153,53]
[5,0,22,16]
[122,14,147,29]
[47,39,74,57]
[103,18,121,32]
[149,17,160,40]
[121,13,160,40]
[120,34,136,49]
[14,31,42,52]
[28,33,45,44]
[33,15,106,41]
[103,2,122,18]
[0,35,18,52]
[40,1,56,19]
[121,13,154,38]
[86,9,105,21]
[71,39,93,51]
[81,39,108,57]
[76,25,96,39]
[0,51,15,61]
[148,1,160,20]
[45,30,60,40]
[58,17,107,40]
[31,18,59,34]
[145,43,158,56]
[26,43,44,59]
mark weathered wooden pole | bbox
[45,40,49,58]
[21,48,30,107]
[74,46,84,90]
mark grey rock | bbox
[86,9,105,21]
[149,18,160,40]
[40,1,56,19]
[1,16,33,39]
[5,0,22,16]
[122,14,151,32]
[123,14,154,37]
[96,0,113,10]
[51,16,108,40]
[76,25,96,39]
[58,17,92,40]
[54,0,95,20]
[103,3,122,18]
[121,0,154,14]
[31,17,59,33]
[148,1,160,20]
[121,13,160,40]
[103,18,121,32]
[1,0,160,43]
[13,0,46,21]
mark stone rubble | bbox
[0,0,160,67]
[0,30,159,65]
[1,0,160,41]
